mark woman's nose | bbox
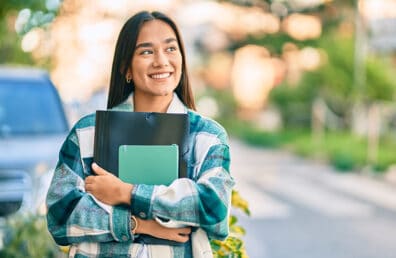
[152,51,169,67]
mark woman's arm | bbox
[83,129,233,240]
[46,125,133,246]
[86,163,193,243]
[130,129,235,240]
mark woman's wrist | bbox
[119,182,133,205]
[134,217,144,234]
[130,215,138,235]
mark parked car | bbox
[0,67,69,219]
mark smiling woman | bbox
[46,10,234,258]
[128,20,183,111]
[106,11,195,112]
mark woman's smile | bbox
[149,72,172,80]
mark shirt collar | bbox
[113,92,187,114]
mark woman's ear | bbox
[125,67,134,83]
[127,67,133,79]
[119,61,129,76]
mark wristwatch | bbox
[130,215,138,235]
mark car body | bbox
[0,67,69,218]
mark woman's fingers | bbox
[179,227,192,235]
[92,162,109,175]
[175,233,189,243]
[85,175,94,184]
[135,219,192,243]
[85,179,95,191]
[167,227,191,243]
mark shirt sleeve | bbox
[130,129,235,240]
[46,127,134,246]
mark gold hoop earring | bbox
[126,74,132,83]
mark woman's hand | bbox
[85,163,133,205]
[136,217,192,243]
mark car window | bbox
[0,80,68,135]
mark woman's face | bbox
[128,20,182,100]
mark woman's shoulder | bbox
[187,110,228,140]
[72,112,96,130]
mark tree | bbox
[0,0,57,64]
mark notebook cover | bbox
[118,145,178,186]
[93,110,189,177]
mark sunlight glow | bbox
[231,45,276,111]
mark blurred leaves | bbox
[231,189,251,216]
[16,10,56,35]
[269,30,396,129]
[0,0,58,64]
[211,236,248,258]
[0,214,63,258]
[211,189,250,257]
[234,33,318,55]
[0,0,47,17]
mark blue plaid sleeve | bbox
[46,123,134,246]
[130,116,235,240]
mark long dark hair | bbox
[107,11,196,110]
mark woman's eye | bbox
[140,50,152,55]
[166,46,177,52]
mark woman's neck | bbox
[133,93,173,113]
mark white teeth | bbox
[150,73,170,79]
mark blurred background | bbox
[1,0,396,257]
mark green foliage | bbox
[211,190,250,258]
[199,87,238,120]
[0,214,64,258]
[0,0,47,17]
[0,0,57,64]
[299,130,396,173]
[225,122,396,173]
[269,35,354,127]
[313,34,396,105]
[0,19,35,65]
[211,236,247,258]
[269,32,396,129]
[230,190,251,217]
[270,82,318,128]
[365,55,396,101]
[330,152,356,171]
[232,33,318,55]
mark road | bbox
[229,139,396,258]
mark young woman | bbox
[46,11,234,258]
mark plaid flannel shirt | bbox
[46,94,234,258]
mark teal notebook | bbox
[118,145,179,186]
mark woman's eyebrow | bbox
[135,38,177,49]
[135,42,152,49]
[164,37,177,44]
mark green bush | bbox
[211,190,250,258]
[330,152,356,171]
[269,32,396,129]
[0,214,64,258]
[225,123,396,173]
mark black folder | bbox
[93,110,189,178]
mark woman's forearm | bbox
[134,217,191,243]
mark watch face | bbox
[131,216,137,233]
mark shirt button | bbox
[122,235,128,241]
[139,212,146,218]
